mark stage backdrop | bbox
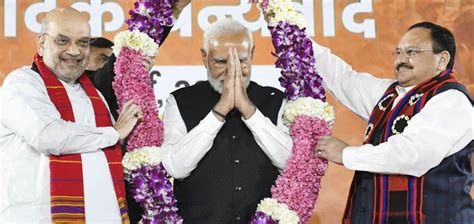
[1,0,472,223]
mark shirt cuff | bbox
[342,146,359,170]
[202,111,225,135]
[98,127,119,148]
[241,108,264,130]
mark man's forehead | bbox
[398,28,432,47]
[47,26,90,39]
[209,47,250,58]
[90,47,113,56]
[209,37,250,47]
[44,8,90,37]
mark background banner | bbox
[1,0,472,223]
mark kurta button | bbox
[234,186,242,191]
[234,159,240,164]
[232,135,237,140]
[235,215,241,220]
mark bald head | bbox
[37,7,91,83]
[41,7,90,36]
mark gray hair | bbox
[202,18,253,53]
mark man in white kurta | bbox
[0,8,140,223]
[311,22,473,222]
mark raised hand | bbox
[114,99,143,141]
[233,48,255,119]
[213,48,236,121]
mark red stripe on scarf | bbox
[362,71,456,223]
[34,54,129,223]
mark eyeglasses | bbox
[43,33,91,49]
[392,47,435,58]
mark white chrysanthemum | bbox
[122,146,162,178]
[112,30,159,57]
[257,198,300,224]
[284,97,335,127]
[265,0,306,28]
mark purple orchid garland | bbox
[249,1,331,223]
[126,0,175,45]
[113,0,182,223]
[251,211,278,224]
[271,22,326,101]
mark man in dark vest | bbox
[161,18,293,223]
[313,22,473,223]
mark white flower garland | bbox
[257,0,306,28]
[256,198,300,224]
[283,97,335,127]
[112,30,159,57]
[122,146,162,180]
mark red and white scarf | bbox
[34,54,129,223]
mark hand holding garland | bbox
[316,136,348,165]
[114,99,143,141]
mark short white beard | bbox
[51,66,84,83]
[208,70,251,94]
[44,55,86,83]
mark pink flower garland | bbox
[113,47,164,150]
[271,115,330,222]
[249,1,334,223]
[114,47,181,222]
[112,0,182,222]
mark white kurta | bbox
[311,40,473,177]
[0,67,122,223]
[161,94,293,179]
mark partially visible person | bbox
[89,1,191,223]
[85,37,114,79]
[92,0,189,119]
[161,18,293,223]
[0,7,141,223]
[310,21,473,223]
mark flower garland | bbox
[112,0,182,223]
[249,0,335,223]
[114,0,333,222]
[126,0,175,45]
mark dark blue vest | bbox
[344,75,474,224]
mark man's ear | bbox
[437,51,451,71]
[37,34,46,56]
[201,48,208,69]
